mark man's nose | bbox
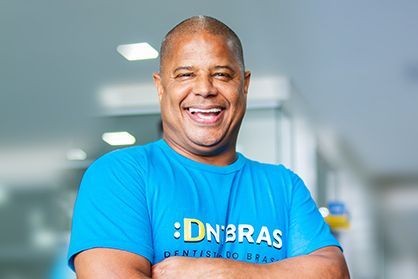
[193,75,218,97]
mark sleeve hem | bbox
[289,240,343,258]
[67,240,154,272]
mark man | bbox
[68,16,350,278]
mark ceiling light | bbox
[102,131,136,146]
[66,148,87,161]
[117,42,158,61]
[32,229,56,249]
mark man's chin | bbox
[190,137,222,148]
[187,135,226,153]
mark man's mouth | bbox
[185,107,225,124]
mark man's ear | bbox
[243,70,251,95]
[153,72,164,101]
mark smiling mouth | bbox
[185,107,225,124]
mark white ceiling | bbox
[1,0,418,179]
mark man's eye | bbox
[214,72,232,79]
[177,73,193,78]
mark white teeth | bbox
[189,108,222,113]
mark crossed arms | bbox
[74,246,350,278]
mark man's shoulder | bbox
[87,139,162,172]
[242,156,300,184]
[243,156,289,174]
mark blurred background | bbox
[1,0,417,278]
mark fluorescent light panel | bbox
[66,148,87,161]
[102,131,136,146]
[117,42,158,61]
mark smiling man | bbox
[68,16,350,278]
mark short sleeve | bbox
[286,171,341,257]
[67,150,153,271]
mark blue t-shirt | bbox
[68,139,340,270]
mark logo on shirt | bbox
[173,218,283,250]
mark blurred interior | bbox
[1,1,418,278]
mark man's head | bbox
[159,16,245,74]
[153,16,251,164]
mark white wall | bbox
[292,117,318,198]
[238,109,279,165]
[337,170,380,279]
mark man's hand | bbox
[152,257,196,279]
[152,256,255,279]
[153,257,220,279]
[152,246,349,279]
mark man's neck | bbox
[163,136,237,166]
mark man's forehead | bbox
[170,31,231,49]
[166,33,238,61]
[160,31,244,73]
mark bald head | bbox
[159,15,245,73]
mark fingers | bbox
[152,257,185,279]
[152,262,164,279]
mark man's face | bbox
[154,31,251,156]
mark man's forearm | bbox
[152,246,350,279]
[74,248,153,279]
[195,254,348,279]
[251,247,350,279]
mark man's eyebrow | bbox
[173,66,194,73]
[213,65,236,73]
